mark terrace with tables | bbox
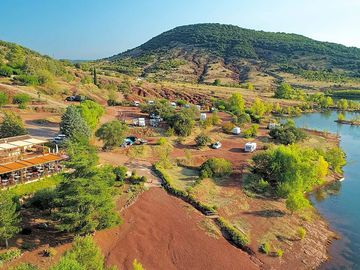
[0,135,66,187]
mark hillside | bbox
[0,40,72,85]
[98,23,360,88]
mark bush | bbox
[153,164,216,215]
[0,65,14,77]
[0,248,22,265]
[0,92,9,107]
[276,248,284,257]
[157,137,167,145]
[129,171,147,185]
[259,242,270,254]
[15,74,39,85]
[297,227,306,240]
[200,158,232,179]
[113,166,127,182]
[217,217,249,248]
[222,122,235,133]
[243,124,258,138]
[195,133,211,147]
[12,93,31,108]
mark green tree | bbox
[285,192,310,214]
[269,121,306,145]
[250,98,267,117]
[0,192,20,248]
[64,137,99,178]
[274,83,293,99]
[337,112,345,121]
[227,93,245,115]
[168,109,195,136]
[324,147,346,173]
[51,236,114,270]
[95,120,128,150]
[78,100,105,131]
[0,92,9,107]
[243,124,259,138]
[93,67,98,86]
[200,158,232,178]
[0,111,28,138]
[337,99,348,110]
[60,105,91,138]
[12,93,31,109]
[195,133,211,147]
[53,177,120,234]
[252,145,329,197]
[213,79,221,86]
[133,259,145,270]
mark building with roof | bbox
[0,135,66,187]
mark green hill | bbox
[0,40,71,86]
[99,23,360,86]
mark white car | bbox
[211,141,222,149]
[133,101,140,107]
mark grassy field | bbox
[5,175,62,196]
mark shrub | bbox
[129,171,147,185]
[222,121,235,133]
[195,133,211,147]
[0,65,14,77]
[153,164,216,215]
[0,248,22,265]
[200,158,232,178]
[217,217,249,248]
[0,92,9,107]
[297,227,306,240]
[12,93,31,108]
[276,248,284,257]
[259,242,271,254]
[243,124,259,138]
[113,166,127,182]
[15,74,39,85]
[157,137,167,145]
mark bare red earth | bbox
[95,188,260,270]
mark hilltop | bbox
[98,23,360,88]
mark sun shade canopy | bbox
[0,154,64,175]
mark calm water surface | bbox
[292,111,360,270]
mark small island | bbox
[335,113,360,126]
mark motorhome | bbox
[244,142,257,152]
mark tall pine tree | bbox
[0,192,20,248]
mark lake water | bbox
[292,111,360,270]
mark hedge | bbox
[216,217,250,249]
[153,164,216,215]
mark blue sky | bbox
[1,0,359,59]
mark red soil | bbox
[95,188,261,270]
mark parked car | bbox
[133,101,140,107]
[211,141,222,149]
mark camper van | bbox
[200,113,207,121]
[244,142,257,152]
[232,127,241,135]
[138,118,146,127]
